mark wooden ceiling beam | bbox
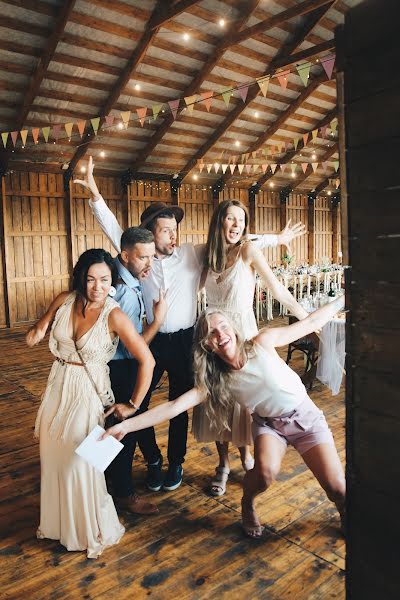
[224,0,334,49]
[255,110,337,188]
[149,0,203,30]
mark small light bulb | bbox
[135,83,141,91]
[183,33,190,41]
[235,140,240,147]
[254,111,259,118]
[269,182,274,188]
[118,122,123,129]
[80,166,86,173]
[219,18,225,27]
[100,151,105,158]
[328,190,332,196]
[291,172,296,178]
[312,153,317,160]
[193,174,198,180]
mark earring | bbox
[108,286,116,297]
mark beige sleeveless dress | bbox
[34,292,125,558]
[192,254,257,446]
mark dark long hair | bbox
[72,249,117,313]
[204,199,249,273]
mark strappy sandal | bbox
[210,466,230,497]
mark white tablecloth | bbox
[316,316,346,395]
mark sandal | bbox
[210,466,230,497]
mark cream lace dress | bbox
[192,254,258,446]
[34,292,125,558]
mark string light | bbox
[118,122,123,129]
[134,83,141,91]
[183,33,190,41]
[235,140,240,147]
[193,174,198,180]
[327,190,332,195]
[254,111,259,118]
[100,151,105,158]
[312,153,317,160]
[269,182,274,188]
[291,172,296,178]
[80,166,86,173]
[219,18,225,27]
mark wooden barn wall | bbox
[0,176,340,327]
[338,1,400,598]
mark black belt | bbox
[156,325,194,340]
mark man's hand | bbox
[153,288,168,326]
[73,156,100,199]
[278,219,306,252]
[105,403,137,420]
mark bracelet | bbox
[128,399,140,411]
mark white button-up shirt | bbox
[89,196,278,333]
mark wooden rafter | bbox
[128,0,262,173]
[289,142,338,191]
[255,109,337,188]
[178,5,335,180]
[150,0,203,30]
[224,0,334,49]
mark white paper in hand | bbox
[75,425,123,473]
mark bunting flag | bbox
[64,122,73,138]
[322,55,336,80]
[184,95,196,115]
[201,91,213,112]
[331,118,338,133]
[238,164,244,174]
[168,99,180,120]
[104,114,114,128]
[312,162,319,173]
[20,130,28,147]
[320,125,328,139]
[270,163,277,173]
[222,164,228,174]
[253,164,259,173]
[290,163,296,174]
[336,178,340,188]
[296,62,312,87]
[120,111,131,129]
[312,128,318,140]
[293,137,300,151]
[214,163,220,174]
[301,163,308,173]
[322,161,328,172]
[206,164,212,173]
[261,164,268,174]
[333,160,339,172]
[90,118,100,135]
[257,76,269,97]
[220,87,232,107]
[276,69,290,89]
[238,82,250,103]
[152,103,163,120]
[245,164,251,174]
[198,162,204,173]
[136,107,147,127]
[11,131,18,147]
[31,128,39,144]
[303,132,309,146]
[42,126,50,142]
[77,120,85,138]
[229,164,236,174]
[252,150,257,158]
[277,141,283,154]
[280,163,286,172]
[52,124,62,141]
[1,132,8,148]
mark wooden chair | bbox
[286,316,319,390]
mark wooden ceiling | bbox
[0,0,361,192]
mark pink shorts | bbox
[251,396,334,456]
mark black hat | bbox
[140,202,184,229]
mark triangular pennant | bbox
[168,99,180,120]
[303,132,309,146]
[222,164,228,174]
[276,69,290,89]
[312,128,318,140]
[238,164,244,174]
[253,164,259,173]
[312,162,319,173]
[270,163,277,173]
[296,62,312,87]
[64,122,73,138]
[322,55,336,80]
[184,95,196,115]
[42,126,50,142]
[136,107,147,126]
[238,83,249,102]
[20,130,28,147]
[1,132,9,148]
[77,120,85,138]
[257,77,269,97]
[201,91,213,112]
[290,163,296,174]
[252,150,257,159]
[199,162,204,173]
[293,137,300,150]
[31,128,40,144]
[333,160,339,172]
[206,164,212,173]
[90,118,100,135]
[331,118,338,133]
[105,114,114,128]
[322,161,328,172]
[336,178,340,188]
[229,164,236,174]
[220,87,232,107]
[214,163,220,174]
[301,163,308,173]
[120,111,131,129]
[245,164,252,174]
[261,163,268,174]
[52,124,61,141]
[320,125,328,139]
[11,131,18,147]
[280,163,286,172]
[277,142,283,154]
[152,104,163,120]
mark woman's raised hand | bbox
[73,156,100,198]
[278,219,306,252]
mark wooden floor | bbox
[0,318,346,600]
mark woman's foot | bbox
[210,466,230,496]
[241,497,264,538]
[239,446,255,472]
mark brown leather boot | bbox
[115,493,158,515]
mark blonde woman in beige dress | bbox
[27,249,155,558]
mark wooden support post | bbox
[0,175,10,327]
[331,194,340,263]
[307,191,316,265]
[248,183,259,234]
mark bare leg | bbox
[242,434,286,538]
[239,445,254,472]
[215,440,230,470]
[301,443,346,531]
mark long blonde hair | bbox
[193,309,254,434]
[204,199,249,273]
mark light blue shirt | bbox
[112,257,145,360]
